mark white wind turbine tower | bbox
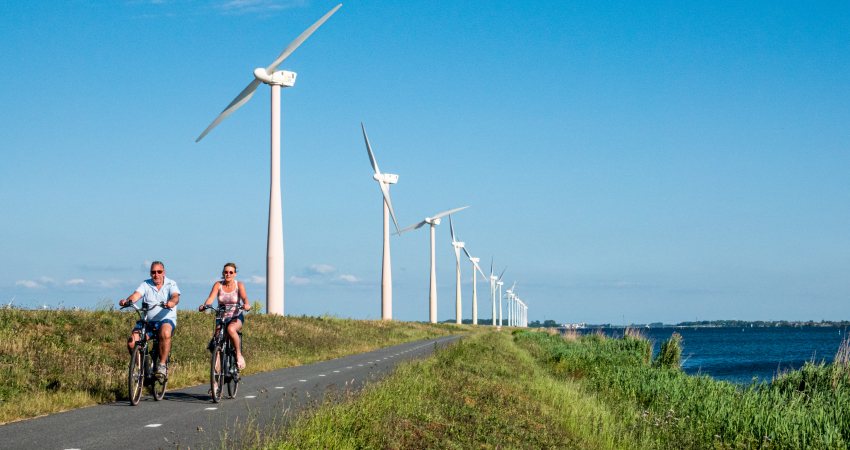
[461,246,488,325]
[195,5,342,315]
[505,281,516,326]
[448,216,464,325]
[399,206,469,323]
[488,261,506,327]
[361,124,401,320]
[497,279,504,329]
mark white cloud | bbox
[96,279,125,289]
[15,280,43,289]
[308,264,336,275]
[66,278,86,286]
[289,275,311,286]
[248,275,266,284]
[337,274,359,283]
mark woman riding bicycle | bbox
[199,262,251,369]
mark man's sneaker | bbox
[156,363,167,379]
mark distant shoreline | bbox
[579,320,850,329]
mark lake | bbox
[582,326,848,384]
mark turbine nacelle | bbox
[374,173,399,184]
[452,241,465,249]
[253,68,297,87]
[425,217,441,226]
[470,257,480,263]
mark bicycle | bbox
[122,302,170,405]
[203,304,244,402]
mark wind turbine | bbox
[195,4,342,315]
[448,216,465,325]
[461,246,487,325]
[488,261,506,327]
[361,124,401,320]
[506,282,516,326]
[399,206,469,323]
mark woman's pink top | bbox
[218,281,241,321]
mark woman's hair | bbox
[223,262,238,273]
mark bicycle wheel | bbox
[226,349,239,398]
[210,346,225,402]
[151,358,168,401]
[128,346,144,406]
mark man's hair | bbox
[151,261,165,270]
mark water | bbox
[583,326,847,384]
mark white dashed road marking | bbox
[299,379,307,382]
[275,386,284,389]
[145,424,162,428]
[204,407,217,411]
[245,395,256,399]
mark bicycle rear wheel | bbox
[128,346,144,406]
[210,346,225,402]
[226,350,239,398]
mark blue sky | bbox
[1,1,848,324]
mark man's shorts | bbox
[134,319,177,339]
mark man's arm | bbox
[119,292,142,307]
[165,293,180,309]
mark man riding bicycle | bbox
[119,260,181,379]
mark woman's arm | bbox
[238,281,251,311]
[198,282,221,311]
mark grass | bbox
[263,330,645,449]
[0,307,463,424]
[516,330,850,449]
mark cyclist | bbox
[119,260,181,379]
[199,262,251,369]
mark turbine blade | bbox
[379,182,401,233]
[474,262,487,280]
[398,220,427,235]
[462,246,472,260]
[449,215,457,243]
[431,205,469,221]
[196,78,261,142]
[361,123,381,175]
[497,267,507,282]
[266,4,343,73]
[511,281,517,292]
[489,258,494,277]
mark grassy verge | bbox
[0,308,463,424]
[265,331,643,449]
[516,330,850,449]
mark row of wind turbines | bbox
[364,125,529,327]
[194,4,529,326]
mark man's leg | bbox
[158,322,173,366]
[126,330,141,354]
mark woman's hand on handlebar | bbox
[200,304,214,312]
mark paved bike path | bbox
[0,335,462,449]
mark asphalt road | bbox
[0,335,461,449]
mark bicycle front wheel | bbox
[226,350,239,398]
[128,346,144,406]
[210,346,224,403]
[151,359,168,401]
